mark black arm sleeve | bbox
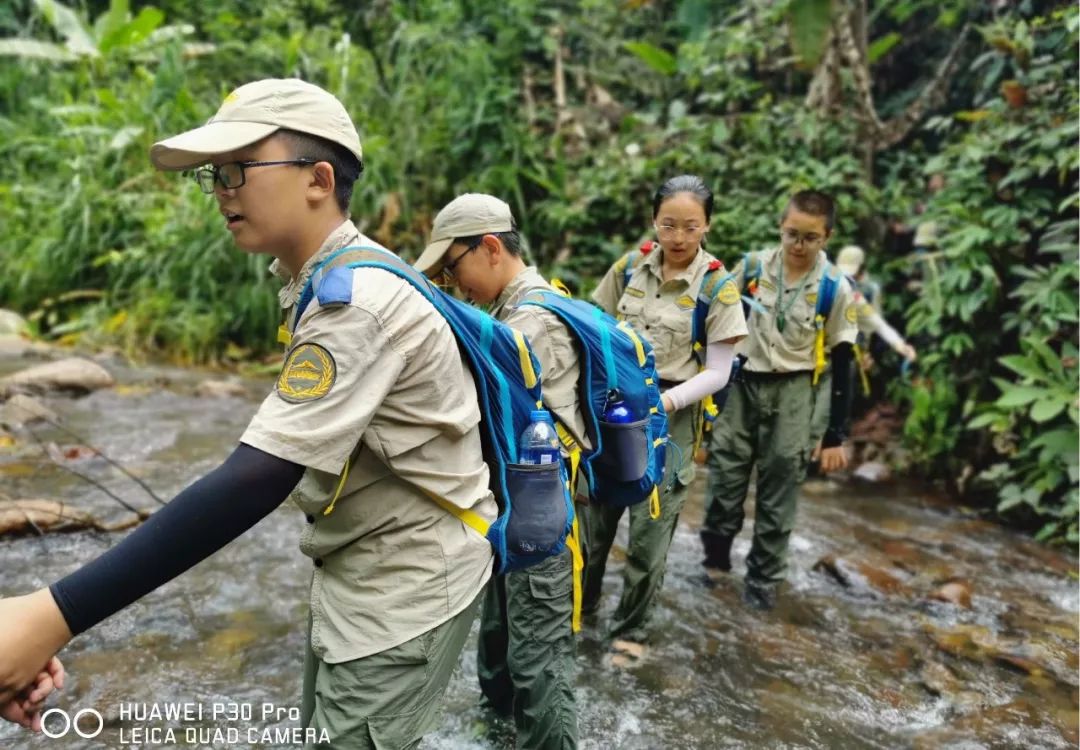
[822,342,854,448]
[49,443,304,635]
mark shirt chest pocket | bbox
[779,290,818,350]
[653,303,693,361]
[617,291,650,330]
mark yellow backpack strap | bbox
[616,321,647,367]
[648,485,661,520]
[812,314,827,385]
[566,516,584,633]
[554,420,584,634]
[550,278,573,298]
[424,490,492,538]
[512,330,539,388]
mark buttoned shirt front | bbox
[243,220,495,663]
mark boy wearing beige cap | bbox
[416,193,584,750]
[0,79,495,750]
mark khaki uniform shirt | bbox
[490,267,591,454]
[732,246,858,373]
[913,220,938,248]
[592,247,747,382]
[242,220,495,664]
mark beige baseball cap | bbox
[150,78,362,171]
[414,193,514,276]
[836,244,865,277]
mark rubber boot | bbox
[741,579,778,611]
[700,529,734,571]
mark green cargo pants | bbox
[809,370,831,453]
[582,404,699,643]
[301,594,480,750]
[703,372,815,586]
[477,544,578,750]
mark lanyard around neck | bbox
[776,250,818,333]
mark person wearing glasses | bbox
[0,79,496,749]
[414,193,587,750]
[700,190,858,611]
[585,175,747,662]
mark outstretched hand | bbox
[0,657,65,731]
[819,444,849,473]
[0,589,73,729]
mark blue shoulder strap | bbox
[740,251,767,315]
[692,267,736,365]
[619,250,642,290]
[292,244,393,331]
[816,261,840,319]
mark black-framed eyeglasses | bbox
[442,240,482,281]
[780,228,825,247]
[192,159,317,194]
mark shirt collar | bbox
[765,246,828,288]
[643,245,709,284]
[271,219,362,309]
[490,266,549,319]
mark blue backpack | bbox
[515,289,669,512]
[289,245,575,575]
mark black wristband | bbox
[825,341,854,446]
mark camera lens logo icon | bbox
[40,708,104,739]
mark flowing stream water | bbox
[1,352,1076,749]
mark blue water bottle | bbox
[603,389,635,424]
[519,410,561,465]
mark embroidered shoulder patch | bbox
[625,287,646,298]
[845,305,859,323]
[717,280,740,306]
[676,294,696,310]
[277,343,336,403]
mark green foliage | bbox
[895,4,1079,543]
[0,0,1076,541]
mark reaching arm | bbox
[822,342,853,449]
[662,341,736,412]
[51,443,304,635]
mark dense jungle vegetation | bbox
[1,0,1076,542]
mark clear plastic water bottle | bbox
[603,389,635,424]
[519,410,561,465]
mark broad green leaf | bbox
[868,32,901,64]
[998,354,1047,382]
[100,7,164,53]
[0,38,76,61]
[967,412,1002,429]
[788,0,833,70]
[33,0,97,56]
[1031,428,1080,455]
[1026,338,1065,380]
[94,0,130,49]
[623,42,677,76]
[1031,398,1067,423]
[994,385,1045,407]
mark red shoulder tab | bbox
[639,240,656,254]
[707,259,723,271]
